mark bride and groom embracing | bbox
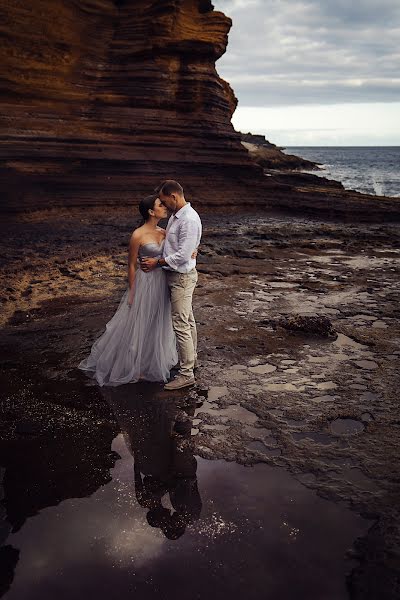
[79,180,202,390]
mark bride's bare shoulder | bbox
[130,226,144,244]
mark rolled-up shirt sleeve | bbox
[164,219,200,270]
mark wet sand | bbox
[0,209,399,598]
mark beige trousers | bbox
[166,269,198,378]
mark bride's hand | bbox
[191,248,199,259]
[141,257,158,272]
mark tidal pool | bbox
[1,386,371,600]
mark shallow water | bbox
[330,418,365,435]
[0,385,372,600]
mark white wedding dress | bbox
[79,241,178,386]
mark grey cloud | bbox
[213,0,400,106]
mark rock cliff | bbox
[1,1,399,218]
[0,0,265,211]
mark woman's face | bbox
[152,197,168,219]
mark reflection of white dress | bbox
[79,241,178,386]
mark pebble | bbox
[208,386,229,402]
[361,392,379,401]
[349,384,367,390]
[361,412,374,423]
[316,381,337,390]
[308,356,331,364]
[203,424,228,432]
[247,358,262,366]
[264,383,299,392]
[372,321,388,329]
[355,360,379,370]
[248,364,277,375]
[228,371,248,381]
[268,408,284,417]
[352,315,376,321]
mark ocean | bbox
[285,146,400,198]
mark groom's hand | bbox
[141,257,158,272]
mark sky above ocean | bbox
[213,0,400,146]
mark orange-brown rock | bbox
[0,0,266,212]
[1,0,400,220]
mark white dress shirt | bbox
[163,203,202,273]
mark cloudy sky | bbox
[213,0,400,145]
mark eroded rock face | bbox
[241,141,320,171]
[0,0,264,211]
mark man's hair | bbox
[157,179,184,197]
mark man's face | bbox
[159,191,177,212]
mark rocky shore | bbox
[1,206,399,598]
[2,0,399,221]
[240,131,320,172]
[1,1,400,596]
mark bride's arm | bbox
[127,232,141,306]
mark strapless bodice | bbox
[138,240,164,259]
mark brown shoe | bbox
[164,375,195,390]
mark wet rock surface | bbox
[1,210,400,598]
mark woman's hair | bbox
[138,194,158,223]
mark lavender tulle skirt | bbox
[79,243,178,386]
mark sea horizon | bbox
[285,144,400,148]
[284,145,400,198]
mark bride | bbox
[79,194,182,386]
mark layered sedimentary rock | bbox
[240,132,278,148]
[241,141,319,171]
[0,0,266,211]
[1,1,400,218]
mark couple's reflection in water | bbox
[0,383,202,597]
[102,383,203,540]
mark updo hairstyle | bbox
[138,194,158,224]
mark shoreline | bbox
[1,210,399,597]
[283,145,400,199]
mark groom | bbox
[141,180,202,390]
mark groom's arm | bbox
[140,255,166,271]
[141,220,199,271]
